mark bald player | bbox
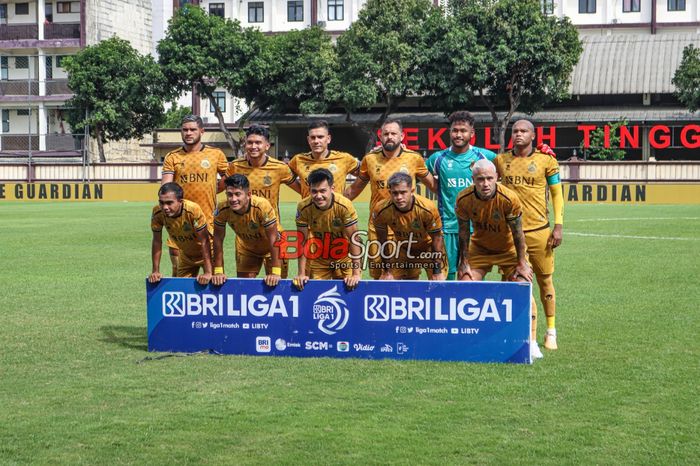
[149,182,213,285]
[372,172,447,280]
[344,119,437,279]
[161,114,228,276]
[495,119,564,351]
[455,159,542,360]
[225,125,302,278]
[289,120,360,197]
[211,174,283,287]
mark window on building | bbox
[210,91,226,113]
[328,0,343,21]
[1,57,8,81]
[57,1,79,13]
[541,0,554,14]
[15,56,29,69]
[209,2,224,17]
[623,0,640,12]
[248,2,264,23]
[46,56,53,79]
[2,110,9,133]
[287,1,303,22]
[17,109,30,116]
[15,2,29,15]
[45,3,53,22]
[578,0,596,13]
[668,0,686,11]
[0,4,8,24]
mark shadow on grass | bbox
[100,325,148,352]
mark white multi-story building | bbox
[0,0,153,160]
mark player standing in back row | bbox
[344,119,437,279]
[161,115,228,276]
[495,119,564,351]
[426,111,497,280]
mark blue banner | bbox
[147,279,532,364]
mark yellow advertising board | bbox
[1,182,699,204]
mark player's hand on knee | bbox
[293,275,309,290]
[344,274,361,290]
[148,272,162,283]
[197,272,212,285]
[211,273,227,286]
[264,273,280,287]
[430,272,446,281]
[512,262,533,282]
[457,264,473,281]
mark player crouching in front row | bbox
[149,182,213,285]
[293,168,362,291]
[455,159,543,359]
[373,172,447,280]
[211,174,283,287]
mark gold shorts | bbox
[391,248,448,280]
[469,245,526,279]
[236,249,289,278]
[525,227,554,275]
[308,259,354,279]
[176,252,204,278]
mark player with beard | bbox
[161,115,228,276]
[426,111,497,280]
[344,119,436,279]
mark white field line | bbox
[571,217,700,222]
[568,232,699,241]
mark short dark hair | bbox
[448,111,475,128]
[159,182,184,200]
[245,125,270,141]
[307,120,330,134]
[382,118,403,132]
[181,114,204,128]
[224,174,250,190]
[387,172,413,189]
[307,168,334,187]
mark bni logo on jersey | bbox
[312,286,349,335]
[162,292,186,317]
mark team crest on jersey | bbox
[411,219,421,230]
[399,165,409,174]
[249,220,259,230]
[332,218,342,228]
[263,175,273,187]
[492,210,501,221]
[328,163,338,173]
[200,159,211,169]
[528,162,537,173]
[447,161,453,168]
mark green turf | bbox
[0,201,698,464]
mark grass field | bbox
[1,201,699,464]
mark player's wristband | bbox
[214,267,224,274]
[271,266,282,275]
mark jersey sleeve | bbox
[358,156,370,182]
[281,165,297,185]
[454,195,469,222]
[295,202,309,228]
[150,206,163,232]
[260,200,278,228]
[213,203,228,228]
[288,155,299,176]
[191,204,208,232]
[425,205,442,234]
[343,153,360,175]
[217,152,229,176]
[162,153,175,176]
[225,162,235,178]
[493,154,505,177]
[425,152,437,175]
[342,204,359,228]
[484,149,498,161]
[506,192,523,221]
[545,156,561,185]
[414,155,429,178]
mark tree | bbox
[583,118,628,161]
[253,26,337,115]
[63,37,168,162]
[432,0,582,151]
[162,103,193,129]
[157,5,266,152]
[329,0,439,150]
[673,44,700,112]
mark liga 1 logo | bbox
[312,286,349,335]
